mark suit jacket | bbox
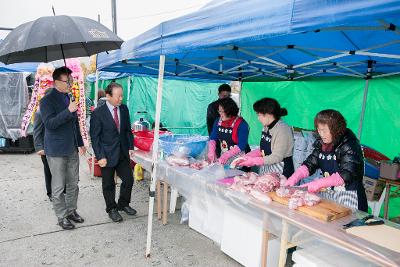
[40,88,84,157]
[33,110,44,152]
[90,103,134,167]
[207,100,220,135]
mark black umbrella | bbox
[0,15,123,64]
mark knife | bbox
[284,186,308,191]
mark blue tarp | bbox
[97,0,400,81]
[0,62,38,73]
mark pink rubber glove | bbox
[219,145,241,165]
[208,140,217,163]
[238,156,264,167]
[245,149,262,158]
[285,165,310,187]
[300,172,345,193]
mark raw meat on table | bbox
[253,173,280,193]
[304,192,321,206]
[229,172,280,194]
[275,187,321,210]
[189,160,209,170]
[166,155,190,167]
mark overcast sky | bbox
[0,0,212,40]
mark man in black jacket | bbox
[206,84,231,135]
[40,67,86,230]
[90,82,136,222]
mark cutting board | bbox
[346,225,400,253]
[268,192,352,221]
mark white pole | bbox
[357,79,369,140]
[91,70,99,178]
[94,70,99,106]
[145,54,165,257]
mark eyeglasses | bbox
[58,79,72,85]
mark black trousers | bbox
[101,153,133,213]
[41,155,52,197]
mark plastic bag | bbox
[180,201,189,224]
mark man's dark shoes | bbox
[67,210,84,223]
[58,218,75,230]
[118,206,137,216]
[109,208,123,222]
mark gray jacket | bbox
[33,110,44,152]
[262,120,294,165]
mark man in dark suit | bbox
[90,82,136,222]
[40,67,86,230]
[206,83,231,135]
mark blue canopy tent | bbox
[86,71,130,82]
[0,62,38,73]
[96,0,400,258]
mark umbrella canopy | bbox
[0,15,123,64]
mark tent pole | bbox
[357,79,369,140]
[146,54,165,258]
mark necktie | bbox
[113,106,120,130]
[64,94,70,107]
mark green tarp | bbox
[88,76,130,104]
[88,76,220,135]
[128,76,219,135]
[241,76,400,159]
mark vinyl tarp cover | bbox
[241,76,400,159]
[0,72,29,140]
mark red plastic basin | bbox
[133,130,169,151]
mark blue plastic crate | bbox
[364,160,380,179]
[159,134,208,158]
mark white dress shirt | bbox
[106,101,120,131]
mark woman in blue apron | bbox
[208,97,250,165]
[238,98,294,178]
[286,109,368,211]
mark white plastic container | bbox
[221,204,280,267]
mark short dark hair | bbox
[218,83,231,94]
[314,109,347,142]
[52,67,72,81]
[219,97,239,117]
[105,82,122,96]
[253,97,287,119]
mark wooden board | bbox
[346,225,400,253]
[268,192,352,222]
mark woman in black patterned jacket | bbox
[285,109,367,211]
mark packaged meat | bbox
[250,189,272,204]
[166,155,190,167]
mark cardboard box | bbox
[363,176,385,201]
[379,161,400,180]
